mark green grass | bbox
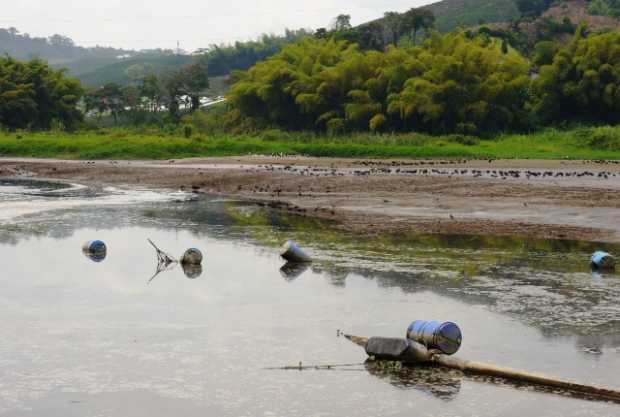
[1,126,620,160]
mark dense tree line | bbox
[0,56,83,129]
[588,0,620,18]
[515,0,555,17]
[533,27,620,123]
[228,32,530,134]
[195,30,312,77]
[83,61,210,123]
[315,8,436,51]
[227,27,620,134]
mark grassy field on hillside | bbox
[0,126,620,160]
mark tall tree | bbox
[0,56,83,129]
[382,12,404,46]
[180,62,210,111]
[140,74,163,113]
[402,8,436,44]
[331,14,352,31]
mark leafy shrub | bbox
[447,134,480,146]
[261,128,290,141]
[0,56,83,130]
[578,127,620,150]
[184,125,193,138]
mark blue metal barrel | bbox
[591,251,616,270]
[406,320,463,355]
[82,240,107,263]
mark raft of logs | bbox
[345,335,620,402]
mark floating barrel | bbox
[181,248,203,265]
[591,251,616,270]
[82,240,107,263]
[406,320,463,355]
[280,241,312,263]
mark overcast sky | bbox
[2,0,433,52]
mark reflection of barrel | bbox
[82,240,107,263]
[182,263,203,279]
[591,251,616,270]
[364,361,462,400]
[280,241,312,263]
[406,321,462,355]
[280,262,310,281]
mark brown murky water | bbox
[0,180,619,417]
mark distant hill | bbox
[0,27,185,86]
[477,0,620,52]
[422,0,521,31]
[73,53,193,87]
[1,26,310,88]
[0,27,130,65]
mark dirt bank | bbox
[2,156,620,242]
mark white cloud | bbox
[2,0,433,51]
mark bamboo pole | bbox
[434,355,620,402]
[344,335,620,402]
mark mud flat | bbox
[2,156,620,242]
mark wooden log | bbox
[345,335,620,402]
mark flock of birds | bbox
[255,162,620,181]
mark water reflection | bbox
[365,361,462,401]
[2,196,620,344]
[82,247,107,263]
[149,257,204,282]
[182,263,203,279]
[279,262,310,281]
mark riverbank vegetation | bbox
[2,1,620,160]
[1,125,620,160]
[225,27,620,135]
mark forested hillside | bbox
[0,27,128,65]
[75,53,193,87]
[423,0,520,31]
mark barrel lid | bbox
[436,322,462,355]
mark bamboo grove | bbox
[227,28,620,135]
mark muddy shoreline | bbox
[2,156,620,243]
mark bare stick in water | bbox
[148,239,177,265]
[147,239,178,284]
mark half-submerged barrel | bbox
[280,241,312,263]
[82,240,107,263]
[406,320,463,355]
[591,251,616,270]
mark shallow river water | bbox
[0,179,620,417]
